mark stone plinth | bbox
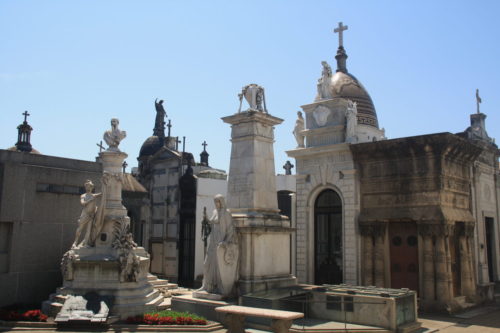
[222,111,283,214]
[57,247,162,319]
[222,110,296,295]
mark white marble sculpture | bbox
[72,180,102,248]
[316,61,333,101]
[196,194,238,298]
[238,84,267,113]
[345,100,358,143]
[293,111,305,148]
[103,118,127,152]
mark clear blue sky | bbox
[1,1,499,174]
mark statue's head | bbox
[297,111,303,118]
[214,194,226,209]
[84,180,94,191]
[111,118,119,127]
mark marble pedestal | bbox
[57,247,163,319]
[222,110,297,295]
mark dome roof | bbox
[139,135,163,157]
[330,71,379,128]
[7,146,41,154]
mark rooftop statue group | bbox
[238,83,267,113]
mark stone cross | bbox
[334,22,348,47]
[22,110,30,123]
[167,119,172,137]
[476,89,482,114]
[122,161,128,173]
[96,141,105,152]
[283,160,294,175]
[202,140,208,151]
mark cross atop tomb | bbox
[96,140,105,152]
[167,119,172,137]
[202,140,208,151]
[334,22,348,47]
[476,89,482,114]
[22,111,30,123]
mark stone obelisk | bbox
[223,84,296,294]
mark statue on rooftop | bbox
[103,118,126,152]
[316,61,333,101]
[345,100,358,143]
[293,111,305,148]
[239,84,267,113]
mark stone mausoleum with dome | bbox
[287,22,500,311]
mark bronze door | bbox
[389,222,419,292]
[314,190,343,285]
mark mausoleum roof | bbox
[329,71,379,128]
[139,135,163,157]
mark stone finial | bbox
[238,84,267,113]
[103,118,126,152]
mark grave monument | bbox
[223,84,296,294]
[43,118,163,321]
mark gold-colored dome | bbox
[329,71,379,128]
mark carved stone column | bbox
[435,225,452,304]
[461,224,476,300]
[360,225,374,286]
[373,223,386,288]
[419,224,435,302]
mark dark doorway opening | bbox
[314,189,343,285]
[485,217,495,283]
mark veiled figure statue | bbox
[197,194,239,297]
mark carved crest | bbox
[313,105,331,127]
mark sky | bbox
[1,1,500,174]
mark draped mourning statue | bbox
[72,180,102,248]
[196,194,239,298]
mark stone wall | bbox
[0,150,101,307]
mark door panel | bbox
[389,223,419,292]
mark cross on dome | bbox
[334,22,348,48]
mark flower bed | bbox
[126,310,207,325]
[0,309,48,322]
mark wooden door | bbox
[389,223,419,292]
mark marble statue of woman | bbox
[316,61,333,101]
[293,111,305,148]
[103,118,126,152]
[197,194,238,297]
[345,100,358,143]
[72,180,101,248]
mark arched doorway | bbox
[314,189,343,285]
